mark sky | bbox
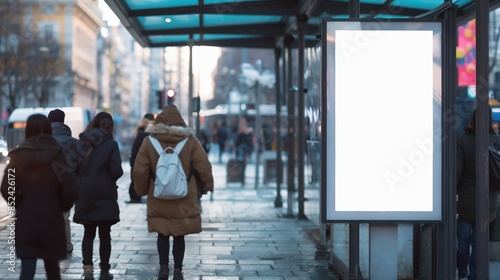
[98,0,120,26]
[98,1,220,100]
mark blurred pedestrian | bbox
[132,105,214,280]
[217,121,228,163]
[198,125,211,154]
[1,113,78,280]
[128,113,155,203]
[456,105,500,280]
[235,119,254,161]
[73,112,123,280]
[48,108,78,254]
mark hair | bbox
[47,109,65,123]
[87,111,114,135]
[144,113,154,121]
[469,104,493,128]
[25,113,52,139]
[134,113,154,138]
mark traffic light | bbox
[166,89,175,105]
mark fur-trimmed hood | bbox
[147,124,194,137]
[146,105,194,143]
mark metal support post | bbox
[297,14,307,220]
[285,35,295,218]
[274,46,283,207]
[254,59,262,189]
[188,36,194,127]
[435,6,457,279]
[476,0,490,278]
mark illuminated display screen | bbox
[322,20,443,222]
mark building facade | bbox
[10,0,104,111]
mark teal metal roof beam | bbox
[106,0,500,49]
[456,0,500,25]
[128,0,298,17]
[414,0,453,19]
[308,1,428,17]
[104,0,149,47]
[150,37,277,48]
[143,23,286,36]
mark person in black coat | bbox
[48,108,78,254]
[73,112,123,280]
[128,113,154,203]
[1,114,78,280]
[456,105,500,280]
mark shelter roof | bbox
[104,0,500,48]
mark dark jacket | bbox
[457,128,500,222]
[132,106,214,236]
[130,128,149,167]
[0,134,78,259]
[51,122,78,151]
[73,127,123,225]
[51,121,78,180]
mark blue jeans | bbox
[457,219,476,279]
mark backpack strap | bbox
[148,136,163,155]
[174,137,189,154]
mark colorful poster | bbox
[457,19,476,86]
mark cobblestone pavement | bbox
[0,156,338,279]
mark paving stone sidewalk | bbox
[0,159,337,279]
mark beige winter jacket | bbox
[132,105,214,236]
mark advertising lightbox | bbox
[321,20,443,222]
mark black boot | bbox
[173,268,184,280]
[99,263,113,280]
[158,265,169,280]
[83,265,94,280]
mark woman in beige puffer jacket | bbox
[132,105,214,280]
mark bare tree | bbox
[28,35,62,107]
[0,0,28,112]
[0,0,64,111]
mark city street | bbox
[0,151,337,279]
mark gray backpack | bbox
[149,136,189,200]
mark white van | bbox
[5,107,92,150]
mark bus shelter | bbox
[104,0,498,279]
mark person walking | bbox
[73,112,123,280]
[1,114,78,280]
[198,125,211,154]
[132,105,214,280]
[128,113,154,203]
[217,121,228,163]
[234,119,254,161]
[456,105,500,280]
[48,108,78,254]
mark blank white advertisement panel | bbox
[323,20,442,221]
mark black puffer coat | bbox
[457,128,500,222]
[0,134,78,260]
[73,127,123,225]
